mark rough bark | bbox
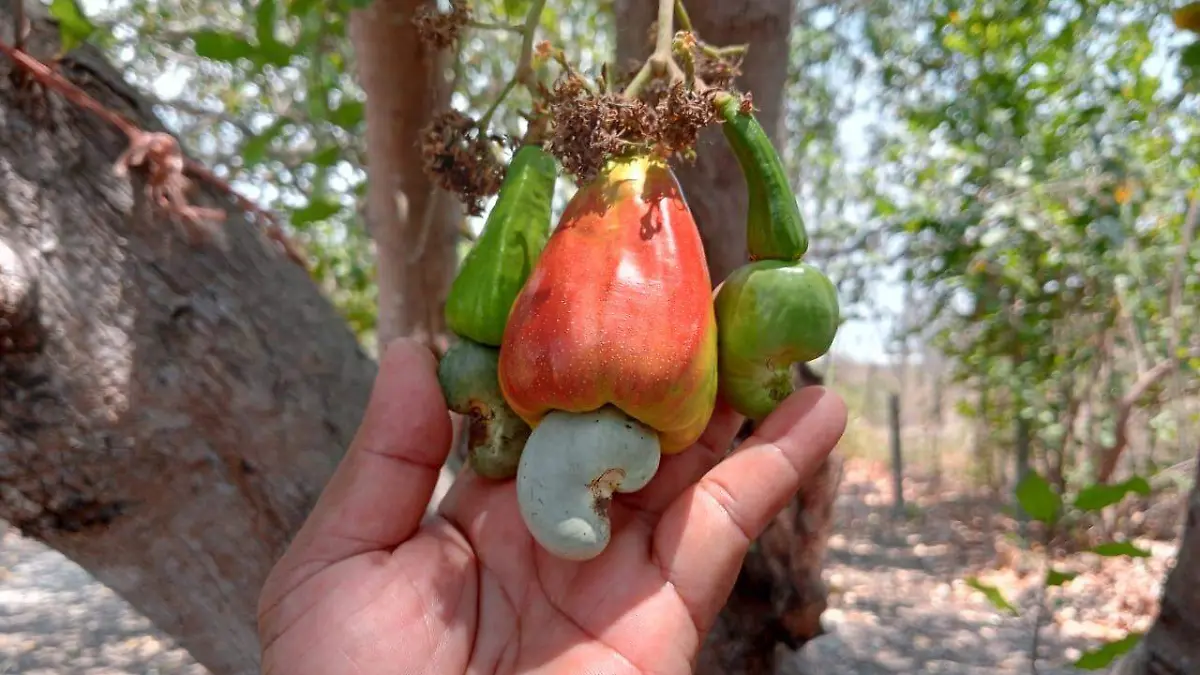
[1113,448,1200,675]
[349,0,461,348]
[348,0,469,507]
[0,8,376,674]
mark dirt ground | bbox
[0,458,1182,674]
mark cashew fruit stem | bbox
[516,406,661,560]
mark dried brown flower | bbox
[413,0,471,51]
[420,109,506,216]
[545,71,659,182]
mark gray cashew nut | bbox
[516,405,662,560]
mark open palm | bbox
[257,339,846,675]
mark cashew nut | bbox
[516,405,661,560]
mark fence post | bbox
[889,392,904,518]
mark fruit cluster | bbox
[436,94,841,561]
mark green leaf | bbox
[1073,477,1152,512]
[256,0,277,47]
[49,0,96,53]
[192,30,257,62]
[291,197,343,225]
[1091,541,1152,558]
[251,40,294,68]
[241,120,289,167]
[504,0,532,18]
[1182,41,1200,70]
[965,577,1019,615]
[1015,471,1061,524]
[1074,632,1143,670]
[1045,568,1079,587]
[330,100,365,130]
[308,145,342,167]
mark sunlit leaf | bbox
[1073,477,1152,512]
[1045,568,1079,587]
[192,30,256,62]
[50,0,96,53]
[965,577,1019,615]
[504,0,532,18]
[291,197,344,225]
[241,119,289,167]
[1074,633,1143,670]
[1015,471,1060,524]
[1091,541,1152,558]
[309,146,342,167]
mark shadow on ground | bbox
[0,524,208,674]
[783,460,1176,675]
[0,458,1178,675]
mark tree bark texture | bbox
[1113,448,1200,675]
[349,0,461,348]
[0,8,376,674]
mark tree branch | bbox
[0,38,308,268]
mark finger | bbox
[652,387,847,633]
[286,338,454,563]
[621,396,745,516]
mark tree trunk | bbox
[1113,447,1200,675]
[614,3,841,671]
[350,0,461,348]
[0,9,377,675]
[615,0,791,284]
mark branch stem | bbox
[476,0,547,133]
[468,20,522,33]
[622,0,676,98]
[674,0,694,33]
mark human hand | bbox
[257,338,847,674]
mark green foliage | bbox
[1074,476,1152,512]
[57,0,613,350]
[1015,471,1061,524]
[1044,568,1078,587]
[1074,632,1144,670]
[964,577,1019,615]
[1091,541,1153,558]
[50,0,97,53]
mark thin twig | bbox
[0,38,308,268]
[13,0,25,51]
[1166,195,1198,453]
[674,0,694,33]
[622,0,676,98]
[468,20,522,33]
[475,0,546,133]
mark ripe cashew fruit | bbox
[437,338,532,479]
[516,406,660,560]
[498,154,718,559]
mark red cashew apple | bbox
[497,154,718,560]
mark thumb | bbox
[286,338,454,563]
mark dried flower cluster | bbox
[420,109,506,216]
[413,0,471,51]
[544,68,727,182]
